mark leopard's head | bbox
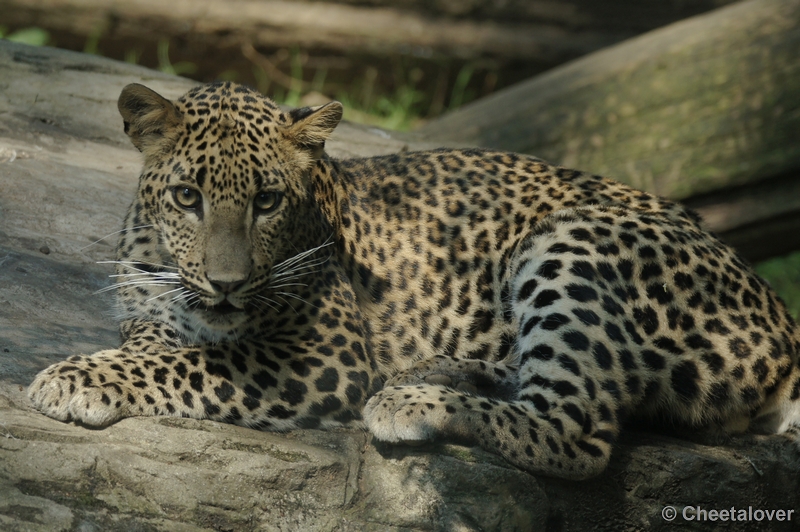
[116,81,343,339]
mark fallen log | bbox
[320,0,738,31]
[0,0,742,121]
[0,0,620,64]
[416,0,800,260]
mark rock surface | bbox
[1,41,799,531]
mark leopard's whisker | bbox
[269,265,325,284]
[253,295,281,312]
[267,260,328,292]
[271,253,330,274]
[104,281,181,290]
[110,272,170,278]
[270,266,318,283]
[273,291,320,309]
[267,281,309,290]
[270,238,333,276]
[272,251,330,273]
[81,225,156,251]
[96,279,181,294]
[145,286,186,303]
[273,294,300,315]
[171,290,197,303]
[109,275,182,284]
[100,260,180,271]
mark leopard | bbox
[28,81,800,480]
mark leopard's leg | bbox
[365,215,633,479]
[386,355,519,399]
[29,319,377,430]
[365,338,620,478]
[364,381,618,479]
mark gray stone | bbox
[1,40,799,531]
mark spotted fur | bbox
[29,82,800,479]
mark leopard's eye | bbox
[254,191,283,214]
[172,187,202,210]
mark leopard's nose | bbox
[210,279,246,295]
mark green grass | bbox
[756,251,800,320]
[335,84,426,131]
[0,27,481,131]
[0,26,50,46]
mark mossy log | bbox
[416,0,800,260]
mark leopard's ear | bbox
[284,101,343,157]
[118,83,183,160]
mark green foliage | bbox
[217,69,240,82]
[253,50,429,130]
[269,48,306,107]
[0,27,50,46]
[124,48,142,65]
[336,83,425,131]
[83,22,105,55]
[756,251,800,320]
[327,62,480,131]
[157,39,197,76]
[0,27,486,131]
[333,65,427,131]
[449,63,476,111]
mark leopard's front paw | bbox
[28,353,133,426]
[363,385,446,443]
